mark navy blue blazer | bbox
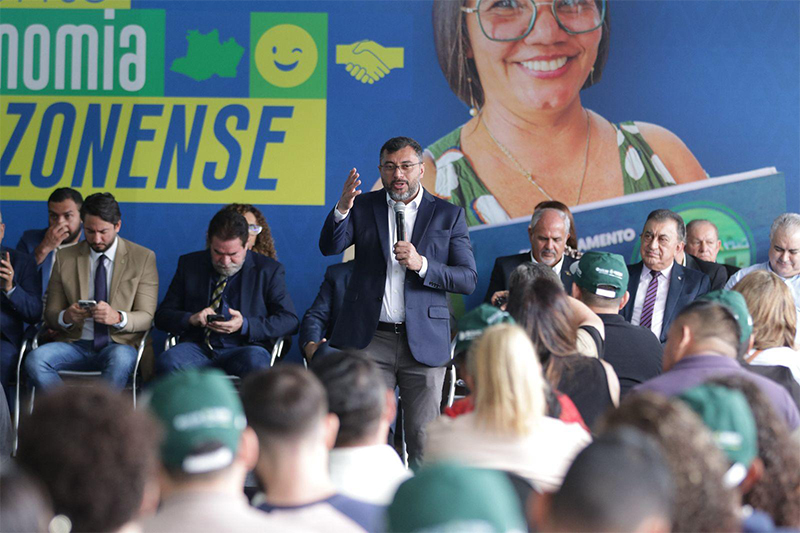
[154,250,299,349]
[319,189,477,367]
[0,247,42,349]
[621,261,711,343]
[299,262,354,348]
[483,252,576,302]
[16,228,51,300]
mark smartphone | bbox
[494,295,507,308]
[207,314,226,323]
[78,299,97,309]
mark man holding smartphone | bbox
[24,193,158,391]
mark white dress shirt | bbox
[58,237,128,339]
[328,444,412,505]
[334,189,428,324]
[631,262,674,339]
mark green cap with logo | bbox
[146,368,247,474]
[570,251,629,299]
[455,303,515,354]
[699,289,754,344]
[387,462,526,532]
[678,384,758,487]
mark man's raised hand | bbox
[337,168,362,215]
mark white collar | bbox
[643,260,674,280]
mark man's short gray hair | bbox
[769,213,800,242]
[530,208,571,236]
[686,219,719,240]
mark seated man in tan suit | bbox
[25,193,158,391]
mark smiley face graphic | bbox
[254,24,318,88]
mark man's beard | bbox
[213,260,244,277]
[387,180,420,203]
[64,227,81,244]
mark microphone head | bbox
[393,202,406,214]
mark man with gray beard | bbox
[155,209,298,377]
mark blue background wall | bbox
[2,0,798,362]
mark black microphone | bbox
[393,202,406,243]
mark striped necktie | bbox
[205,276,228,352]
[639,270,661,330]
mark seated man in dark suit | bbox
[685,219,740,280]
[299,261,354,362]
[621,209,710,343]
[155,209,299,377]
[484,207,576,305]
[0,211,42,402]
[16,188,83,301]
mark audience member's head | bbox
[768,213,800,279]
[697,289,754,358]
[222,203,277,259]
[17,385,160,532]
[508,261,562,295]
[147,368,254,490]
[570,251,630,312]
[468,324,546,436]
[733,270,797,351]
[534,200,579,252]
[677,384,760,490]
[662,299,742,371]
[507,275,578,367]
[241,366,338,490]
[387,462,526,532]
[311,350,394,448]
[206,208,249,277]
[47,187,83,245]
[0,463,54,533]
[640,209,685,272]
[600,393,740,532]
[685,219,722,262]
[540,427,673,533]
[80,193,122,253]
[529,207,570,267]
[708,375,800,528]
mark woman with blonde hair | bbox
[222,203,277,259]
[733,270,800,385]
[425,324,591,492]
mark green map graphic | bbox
[172,29,244,81]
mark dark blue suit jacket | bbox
[0,247,42,349]
[319,189,477,367]
[483,252,576,302]
[154,250,299,349]
[299,262,354,348]
[621,261,711,343]
[16,228,51,300]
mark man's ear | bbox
[740,457,764,496]
[619,291,630,310]
[382,388,397,424]
[571,284,581,299]
[323,413,340,450]
[238,426,261,471]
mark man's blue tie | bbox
[93,254,109,351]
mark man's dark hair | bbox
[48,187,83,207]
[79,192,121,224]
[576,287,624,310]
[379,137,423,162]
[311,351,386,447]
[207,208,248,247]
[645,209,686,242]
[708,375,800,528]
[675,300,741,355]
[16,385,160,533]
[241,366,328,448]
[549,427,674,532]
[508,262,561,294]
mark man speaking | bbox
[319,136,477,466]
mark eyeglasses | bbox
[379,162,423,174]
[248,224,263,235]
[462,0,606,42]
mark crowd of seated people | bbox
[2,185,800,532]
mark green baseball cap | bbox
[570,252,629,299]
[698,290,753,344]
[678,384,758,487]
[387,462,526,532]
[146,368,247,474]
[455,304,515,354]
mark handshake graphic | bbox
[336,40,404,84]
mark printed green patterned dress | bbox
[424,121,678,227]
